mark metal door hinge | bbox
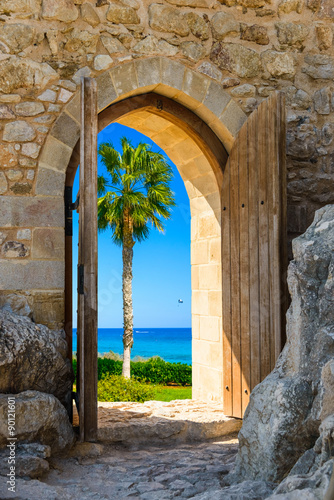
[78,264,84,295]
[65,186,80,236]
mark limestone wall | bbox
[0,0,333,401]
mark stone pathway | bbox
[3,436,239,499]
[95,400,242,445]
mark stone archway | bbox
[36,57,247,403]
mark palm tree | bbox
[97,137,176,378]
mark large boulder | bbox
[0,310,72,406]
[0,391,75,454]
[229,204,334,483]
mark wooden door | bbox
[77,77,98,441]
[222,92,287,418]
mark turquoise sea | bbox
[73,328,192,365]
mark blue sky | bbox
[72,123,191,328]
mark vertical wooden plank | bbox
[267,93,281,370]
[239,122,251,414]
[222,160,232,416]
[278,93,288,351]
[248,110,261,391]
[230,145,242,418]
[258,99,271,381]
[79,77,98,442]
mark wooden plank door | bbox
[77,77,98,441]
[222,92,287,418]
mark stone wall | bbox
[0,0,333,400]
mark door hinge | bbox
[78,264,84,295]
[65,186,80,237]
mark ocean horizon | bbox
[73,327,192,365]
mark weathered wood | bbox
[238,122,250,415]
[222,158,232,416]
[222,92,287,418]
[78,77,98,442]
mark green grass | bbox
[154,385,192,402]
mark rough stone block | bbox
[203,81,231,119]
[135,57,162,90]
[161,58,185,93]
[96,71,117,112]
[0,196,64,228]
[182,68,209,105]
[50,112,80,149]
[192,290,209,315]
[31,290,65,330]
[219,100,247,139]
[32,228,64,260]
[110,62,138,98]
[35,168,65,196]
[199,264,221,290]
[192,340,223,375]
[39,136,73,173]
[0,260,64,290]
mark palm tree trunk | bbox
[122,211,134,378]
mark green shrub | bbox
[73,356,192,386]
[97,374,155,402]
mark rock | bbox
[269,461,334,499]
[15,102,45,116]
[106,1,140,24]
[314,87,331,115]
[0,0,41,15]
[97,399,242,444]
[6,169,23,181]
[166,0,208,5]
[0,310,72,405]
[0,105,15,119]
[10,182,32,195]
[3,121,36,142]
[149,4,189,36]
[0,172,8,194]
[229,204,334,484]
[0,145,17,168]
[278,0,303,14]
[240,24,269,45]
[231,84,256,97]
[210,42,261,78]
[21,142,41,159]
[2,241,29,257]
[242,97,258,113]
[307,0,321,10]
[238,0,268,7]
[0,391,75,454]
[255,7,276,16]
[276,22,309,49]
[0,24,35,54]
[316,25,333,51]
[65,28,99,54]
[72,66,92,84]
[101,35,126,54]
[81,2,100,27]
[0,94,21,103]
[319,0,334,18]
[210,12,240,41]
[222,77,241,88]
[42,0,79,22]
[57,88,73,103]
[262,50,296,78]
[181,41,206,62]
[37,89,57,102]
[16,229,31,240]
[302,54,334,80]
[192,480,275,499]
[94,54,113,71]
[187,12,209,40]
[0,443,51,479]
[133,35,178,56]
[293,89,312,110]
[0,57,58,94]
[197,61,222,82]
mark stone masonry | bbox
[0,0,333,403]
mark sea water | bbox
[73,328,192,365]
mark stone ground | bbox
[74,400,242,445]
[2,435,239,500]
